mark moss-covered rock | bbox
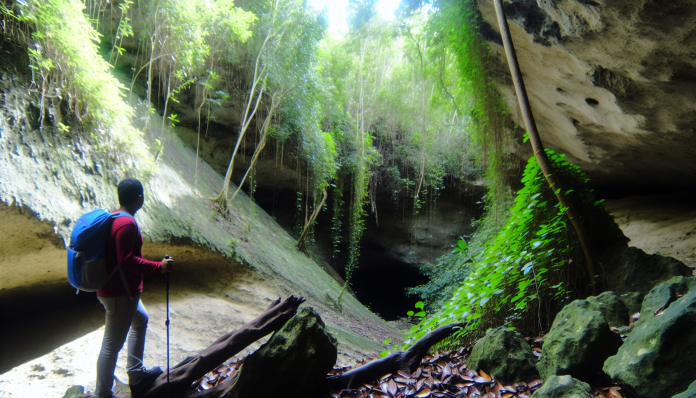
[61,385,84,398]
[619,292,644,316]
[467,327,539,385]
[602,245,693,296]
[530,375,593,398]
[673,380,696,398]
[604,277,696,398]
[536,300,622,380]
[230,307,337,398]
[586,291,629,327]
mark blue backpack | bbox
[67,209,133,300]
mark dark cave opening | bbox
[252,186,430,321]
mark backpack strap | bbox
[105,264,133,302]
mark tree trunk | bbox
[326,319,478,390]
[491,0,598,295]
[136,296,306,398]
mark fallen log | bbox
[327,319,478,390]
[138,295,306,398]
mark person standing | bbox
[95,178,174,398]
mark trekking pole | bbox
[165,254,171,398]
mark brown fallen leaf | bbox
[608,386,623,398]
[528,379,542,390]
[501,394,515,398]
[629,312,640,323]
[532,347,542,353]
[415,388,432,397]
[387,378,398,398]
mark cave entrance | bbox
[348,250,430,321]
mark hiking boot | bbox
[129,366,163,396]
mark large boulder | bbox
[229,307,338,398]
[536,300,623,381]
[586,291,629,327]
[530,375,593,398]
[604,277,696,398]
[602,245,692,296]
[467,327,540,385]
[673,380,696,398]
[619,292,644,316]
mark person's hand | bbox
[161,256,174,273]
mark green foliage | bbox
[1,0,150,165]
[409,197,513,310]
[408,151,626,344]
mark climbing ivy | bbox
[408,150,627,343]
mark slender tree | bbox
[492,0,597,294]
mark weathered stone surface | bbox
[586,291,628,327]
[61,385,84,398]
[229,307,337,398]
[619,292,644,316]
[530,375,593,398]
[604,277,696,398]
[601,245,692,296]
[537,300,622,381]
[467,327,539,385]
[673,380,696,398]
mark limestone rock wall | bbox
[478,0,696,193]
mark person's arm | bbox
[114,223,162,274]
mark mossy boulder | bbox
[530,375,593,398]
[230,307,337,398]
[673,380,696,398]
[467,327,540,384]
[586,291,629,327]
[602,245,693,296]
[619,292,644,316]
[536,300,623,380]
[61,386,84,398]
[604,277,696,398]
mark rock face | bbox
[601,245,693,296]
[530,375,593,398]
[477,0,696,193]
[603,193,696,269]
[536,300,622,381]
[604,277,696,398]
[229,307,337,398]
[673,380,696,398]
[619,292,644,316]
[467,327,539,385]
[586,291,629,327]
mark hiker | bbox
[95,178,174,398]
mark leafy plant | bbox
[408,150,627,345]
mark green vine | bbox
[408,150,627,344]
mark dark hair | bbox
[117,178,144,206]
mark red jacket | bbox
[97,210,161,297]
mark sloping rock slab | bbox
[586,291,629,327]
[228,307,337,398]
[467,327,540,385]
[602,245,692,296]
[537,300,622,380]
[531,375,592,398]
[604,276,696,398]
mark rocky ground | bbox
[57,270,696,398]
